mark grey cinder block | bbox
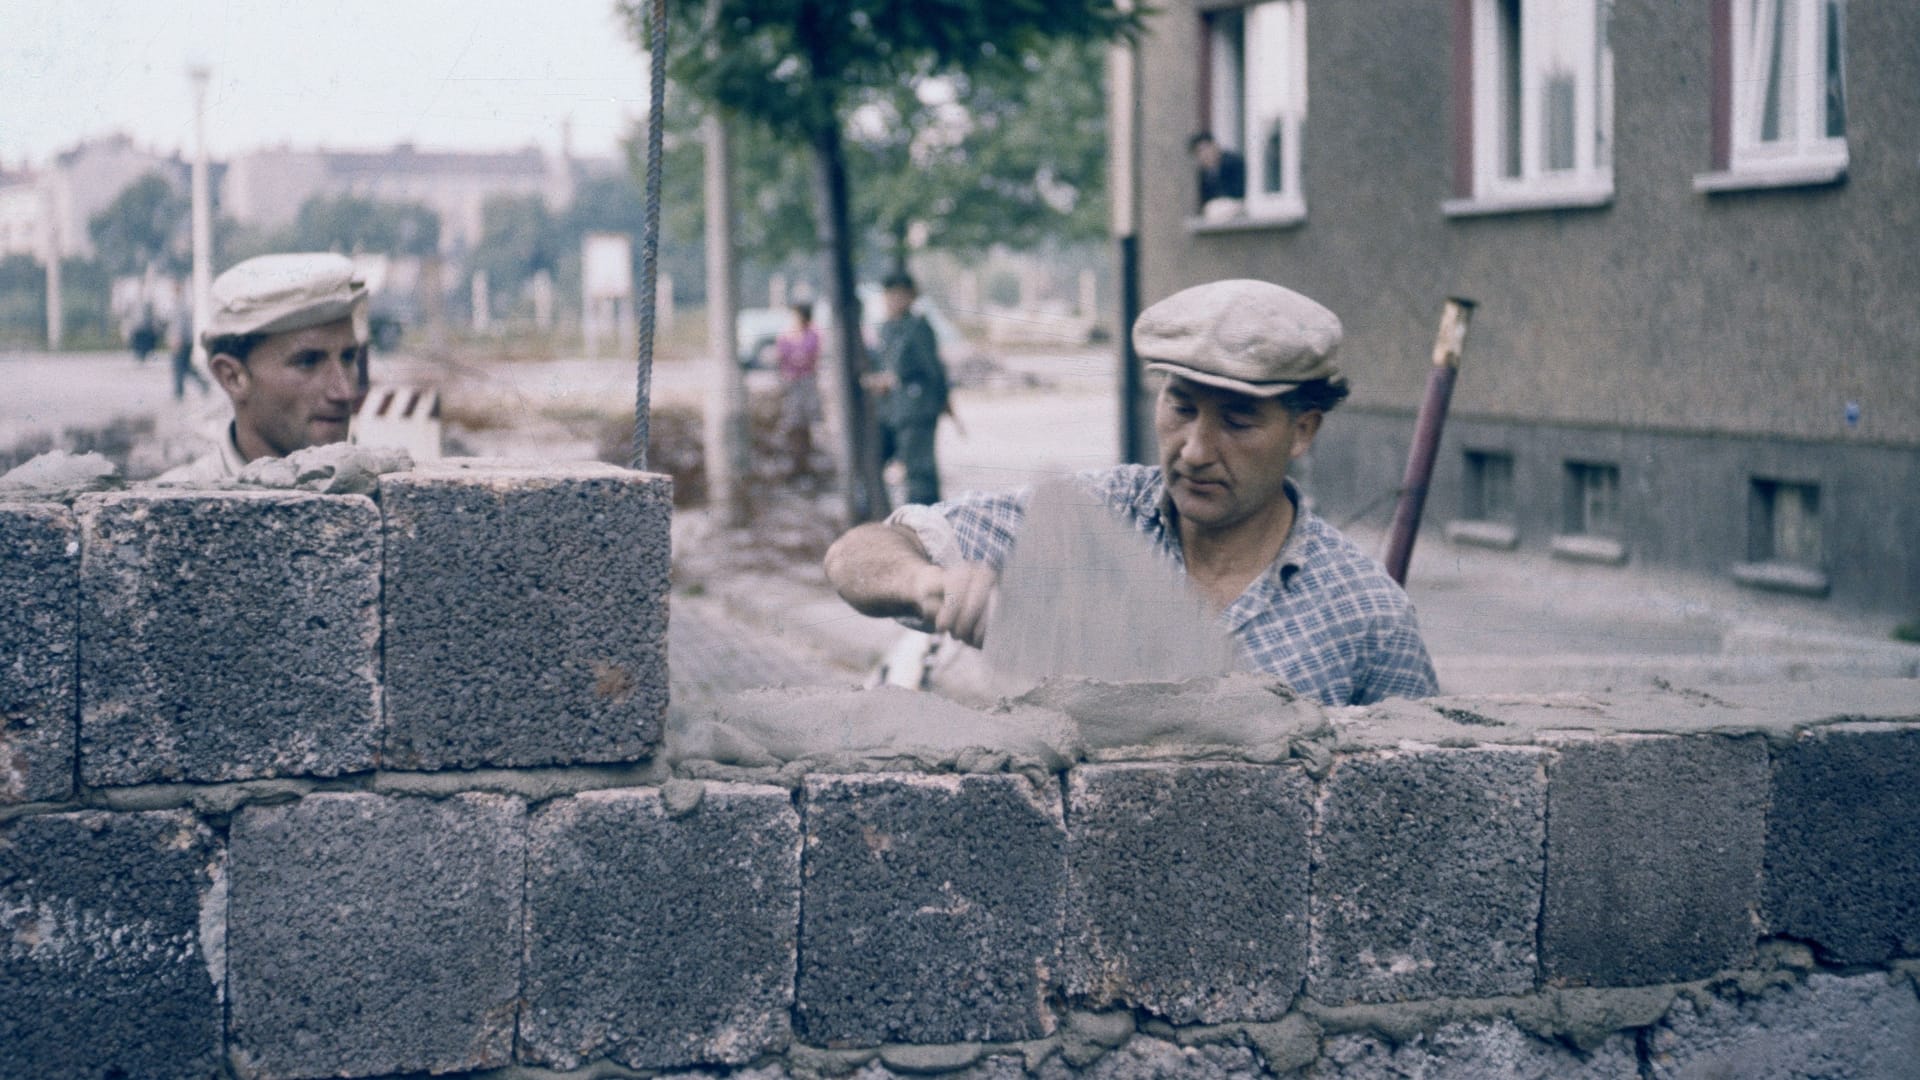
[1649,972,1920,1080]
[521,784,800,1070]
[0,810,224,1079]
[797,773,1066,1046]
[380,461,672,770]
[1766,725,1920,965]
[227,792,526,1079]
[76,490,381,786]
[1543,735,1767,985]
[1310,748,1546,1004]
[0,503,78,803]
[1066,763,1310,1023]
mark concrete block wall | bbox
[6,470,1920,1079]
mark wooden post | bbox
[1383,298,1476,586]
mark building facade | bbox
[1124,0,1919,615]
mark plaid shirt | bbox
[892,464,1438,706]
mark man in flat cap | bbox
[824,279,1437,706]
[155,253,371,483]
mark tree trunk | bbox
[809,121,888,524]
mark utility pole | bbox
[1107,1,1146,464]
[703,100,750,526]
[43,209,61,350]
[189,65,213,365]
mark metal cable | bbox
[631,0,668,471]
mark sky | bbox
[1,0,654,168]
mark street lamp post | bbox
[189,65,213,364]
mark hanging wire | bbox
[632,0,668,471]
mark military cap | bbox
[1134,279,1344,397]
[202,252,369,346]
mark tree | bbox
[290,193,441,257]
[473,194,563,308]
[619,0,1139,523]
[88,172,187,276]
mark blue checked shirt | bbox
[892,464,1439,706]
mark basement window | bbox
[1733,478,1829,595]
[1551,460,1626,564]
[1446,450,1519,549]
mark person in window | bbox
[1189,131,1247,214]
[824,279,1439,707]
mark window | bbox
[1734,477,1828,594]
[1699,0,1847,190]
[1450,0,1614,214]
[1563,461,1620,537]
[1446,450,1519,549]
[1200,1,1308,222]
[1749,478,1821,566]
[1464,451,1516,522]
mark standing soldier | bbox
[863,271,950,506]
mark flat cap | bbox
[1135,279,1343,397]
[202,252,369,345]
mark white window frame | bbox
[1698,0,1847,190]
[1194,0,1308,229]
[1448,0,1614,216]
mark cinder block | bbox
[1649,972,1920,1080]
[227,792,526,1079]
[521,784,800,1070]
[1766,725,1920,964]
[0,503,77,803]
[1310,748,1546,1004]
[0,809,224,1079]
[797,773,1066,1046]
[1066,763,1310,1023]
[1322,1018,1639,1079]
[76,491,381,786]
[1543,735,1767,985]
[380,462,672,770]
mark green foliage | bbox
[0,255,114,348]
[290,193,441,257]
[87,172,187,276]
[473,194,563,301]
[617,0,1135,268]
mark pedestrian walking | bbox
[775,301,822,482]
[863,271,950,506]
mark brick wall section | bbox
[76,490,381,786]
[1765,725,1920,965]
[380,462,672,770]
[1066,762,1311,1023]
[0,809,223,1079]
[797,773,1067,1046]
[1543,734,1769,985]
[2,465,1917,1076]
[0,502,76,803]
[520,785,800,1070]
[1310,748,1548,1004]
[227,792,526,1079]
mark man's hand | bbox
[911,561,998,648]
[825,522,997,647]
[860,370,897,395]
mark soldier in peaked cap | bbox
[154,253,371,484]
[824,279,1437,707]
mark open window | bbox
[1448,0,1614,215]
[1197,0,1308,226]
[1698,0,1847,191]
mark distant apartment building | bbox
[222,143,577,254]
[1119,0,1919,614]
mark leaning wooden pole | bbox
[1383,297,1476,586]
[631,0,668,471]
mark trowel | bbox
[982,479,1237,682]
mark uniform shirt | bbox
[873,312,947,429]
[892,464,1439,706]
